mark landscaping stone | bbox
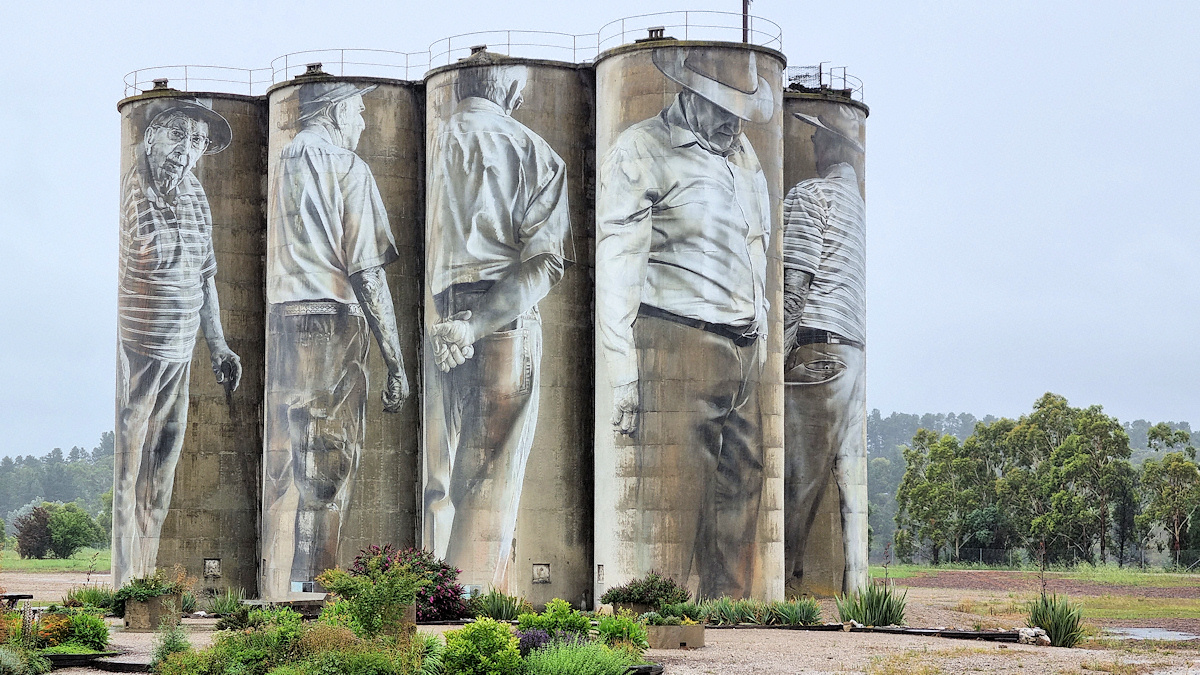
[646,624,705,649]
[123,594,181,631]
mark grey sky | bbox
[0,0,1196,458]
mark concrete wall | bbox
[422,55,595,606]
[593,41,786,602]
[781,91,869,597]
[115,92,266,595]
[262,76,422,599]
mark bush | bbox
[66,612,108,650]
[113,569,190,618]
[596,612,648,651]
[355,546,469,622]
[522,640,642,675]
[316,557,426,638]
[443,617,521,675]
[701,597,767,625]
[46,505,102,560]
[599,571,690,608]
[34,614,69,649]
[0,644,50,675]
[517,598,590,637]
[516,628,551,656]
[659,601,705,623]
[63,585,115,612]
[1028,593,1084,648]
[13,509,50,560]
[149,619,191,673]
[296,623,360,656]
[472,589,531,621]
[767,598,821,626]
[836,582,907,627]
[206,587,245,616]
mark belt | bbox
[638,304,759,348]
[275,301,364,318]
[794,328,863,349]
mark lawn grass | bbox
[0,547,110,573]
[952,593,1200,621]
[870,563,1200,588]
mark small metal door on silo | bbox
[114,89,266,596]
[422,52,595,608]
[592,39,787,603]
[781,90,870,599]
[261,72,423,600]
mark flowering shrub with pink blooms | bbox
[349,545,469,622]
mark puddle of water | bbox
[1105,627,1199,641]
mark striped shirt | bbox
[782,163,866,345]
[118,163,216,362]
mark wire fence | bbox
[123,10,788,97]
[873,548,1200,572]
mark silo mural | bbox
[423,54,593,602]
[262,74,421,598]
[782,93,869,597]
[594,42,786,601]
[114,94,246,588]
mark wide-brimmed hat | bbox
[297,81,378,122]
[144,98,232,154]
[652,47,774,124]
[794,107,864,153]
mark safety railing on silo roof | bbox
[785,64,864,101]
[428,30,600,67]
[268,49,432,84]
[595,10,783,53]
[123,65,273,98]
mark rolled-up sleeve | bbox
[517,143,573,264]
[340,158,399,275]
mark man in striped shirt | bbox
[114,99,240,587]
[782,105,868,595]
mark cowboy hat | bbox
[297,81,378,122]
[794,107,864,154]
[652,47,774,124]
[144,98,232,154]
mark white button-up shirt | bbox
[597,94,771,386]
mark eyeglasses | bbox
[154,124,210,152]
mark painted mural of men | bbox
[782,106,868,595]
[424,63,572,588]
[596,48,773,599]
[114,99,240,587]
[265,81,409,594]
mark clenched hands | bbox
[611,380,639,436]
[430,310,477,372]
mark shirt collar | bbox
[824,162,858,182]
[455,96,508,116]
[138,154,194,209]
[664,94,743,156]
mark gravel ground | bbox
[0,571,112,604]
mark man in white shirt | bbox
[782,105,868,595]
[423,62,572,588]
[596,47,774,599]
[264,80,409,594]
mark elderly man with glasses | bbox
[114,99,241,587]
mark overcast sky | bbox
[0,0,1196,457]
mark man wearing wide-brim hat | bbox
[782,104,868,596]
[113,98,241,587]
[596,47,775,599]
[263,78,410,597]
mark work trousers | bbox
[626,314,765,600]
[783,341,868,595]
[424,292,542,590]
[263,307,369,594]
[112,342,191,588]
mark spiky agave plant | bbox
[835,582,907,627]
[767,598,822,626]
[1027,593,1084,648]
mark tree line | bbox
[1,431,113,544]
[880,394,1197,567]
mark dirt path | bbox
[0,570,111,604]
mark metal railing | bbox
[786,64,864,101]
[122,10,789,97]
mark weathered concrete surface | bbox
[117,92,267,598]
[592,41,786,602]
[422,58,595,607]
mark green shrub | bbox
[316,558,426,638]
[296,623,360,656]
[522,640,642,675]
[596,613,648,651]
[46,505,103,560]
[767,598,821,626]
[598,571,690,608]
[836,582,907,627]
[1027,593,1084,648]
[443,617,521,675]
[0,644,50,675]
[66,612,108,650]
[155,650,210,675]
[472,589,530,621]
[63,585,115,612]
[37,642,102,654]
[413,633,445,675]
[207,587,245,616]
[640,612,679,626]
[517,598,590,636]
[181,592,197,614]
[659,601,705,623]
[149,619,191,672]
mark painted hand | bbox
[611,380,640,436]
[210,346,242,392]
[382,369,409,413]
[430,310,476,372]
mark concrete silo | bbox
[114,87,267,595]
[422,52,595,606]
[592,39,786,602]
[262,69,424,599]
[781,87,870,597]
